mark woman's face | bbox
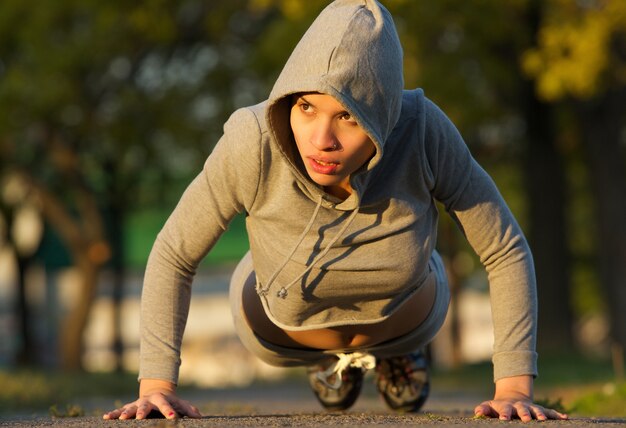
[290,93,375,199]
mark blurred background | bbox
[0,0,625,417]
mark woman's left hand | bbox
[474,374,568,422]
[474,398,568,422]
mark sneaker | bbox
[307,352,375,411]
[375,349,430,412]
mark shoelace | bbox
[316,352,376,390]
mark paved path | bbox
[1,379,624,427]
[2,414,624,427]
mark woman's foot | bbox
[306,352,375,411]
[375,349,430,412]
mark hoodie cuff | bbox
[492,351,538,382]
[138,356,180,385]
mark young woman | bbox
[104,0,568,421]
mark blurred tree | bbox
[0,0,271,370]
[522,0,626,351]
[521,0,574,352]
[0,174,43,366]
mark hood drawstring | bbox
[316,352,376,390]
[256,194,359,299]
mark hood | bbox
[266,0,404,208]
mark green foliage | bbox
[0,0,272,267]
[535,353,615,386]
[247,0,327,91]
[534,397,572,414]
[0,0,274,200]
[0,369,137,413]
[571,382,626,417]
[125,210,249,268]
[49,403,85,418]
[522,0,626,101]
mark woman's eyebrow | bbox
[299,95,315,107]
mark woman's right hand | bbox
[102,378,202,420]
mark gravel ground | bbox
[1,379,624,428]
[1,414,625,428]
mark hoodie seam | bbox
[242,106,264,212]
[325,5,382,149]
[414,91,436,193]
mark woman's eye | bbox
[299,102,311,112]
[340,113,356,123]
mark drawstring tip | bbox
[277,288,288,299]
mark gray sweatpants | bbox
[229,251,450,367]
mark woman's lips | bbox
[308,156,338,174]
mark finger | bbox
[528,405,547,421]
[513,402,532,422]
[135,402,155,420]
[178,402,202,418]
[498,404,513,421]
[103,409,122,420]
[104,403,135,420]
[544,407,569,420]
[474,402,493,418]
[149,394,178,419]
[168,397,202,418]
[118,405,138,420]
[475,401,505,419]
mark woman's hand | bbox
[474,398,568,421]
[474,375,568,422]
[102,378,202,420]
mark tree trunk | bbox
[577,88,626,350]
[522,0,574,352]
[59,257,99,370]
[0,199,38,366]
[522,95,573,351]
[110,201,126,372]
[16,254,35,365]
[102,158,127,372]
[22,171,109,371]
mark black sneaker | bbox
[375,349,430,412]
[307,352,375,411]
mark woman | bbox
[104,0,568,421]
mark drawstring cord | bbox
[316,352,376,390]
[256,194,360,299]
[255,195,323,297]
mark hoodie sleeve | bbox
[139,107,262,384]
[422,97,538,382]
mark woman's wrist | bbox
[139,378,177,397]
[494,374,533,401]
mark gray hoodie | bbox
[140,0,537,385]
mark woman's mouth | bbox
[308,157,338,174]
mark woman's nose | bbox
[310,122,338,151]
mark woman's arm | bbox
[104,107,264,419]
[421,97,565,420]
[139,106,263,385]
